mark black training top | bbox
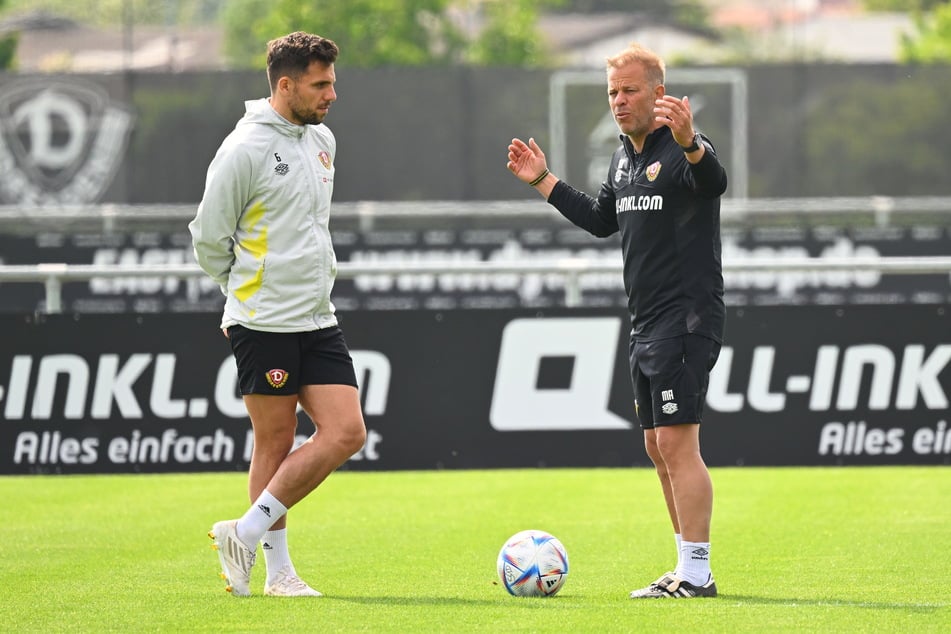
[548,126,727,343]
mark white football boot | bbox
[208,520,256,597]
[264,566,323,597]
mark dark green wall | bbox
[1,63,948,203]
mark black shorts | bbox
[228,325,358,395]
[629,334,721,429]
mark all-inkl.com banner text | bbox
[0,306,947,474]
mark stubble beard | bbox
[618,110,652,140]
[293,106,325,126]
[288,90,328,125]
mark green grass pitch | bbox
[3,466,949,632]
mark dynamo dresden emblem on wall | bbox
[0,78,134,205]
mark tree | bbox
[223,0,465,68]
[466,0,565,67]
[900,2,951,62]
[0,0,16,70]
[0,30,15,69]
[220,0,564,69]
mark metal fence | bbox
[2,257,951,314]
[1,197,950,313]
[2,195,951,232]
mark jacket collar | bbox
[241,98,312,138]
[620,126,669,156]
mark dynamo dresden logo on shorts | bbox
[265,368,289,389]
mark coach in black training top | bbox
[548,125,726,343]
[506,41,727,600]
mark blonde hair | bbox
[606,43,665,87]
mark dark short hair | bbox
[266,31,339,91]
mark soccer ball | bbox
[497,529,569,597]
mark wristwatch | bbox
[680,133,702,153]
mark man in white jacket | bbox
[190,31,367,598]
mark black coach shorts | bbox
[227,325,358,395]
[629,333,721,429]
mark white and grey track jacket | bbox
[189,98,339,332]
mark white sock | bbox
[675,540,711,586]
[235,489,288,547]
[674,533,683,570]
[262,528,296,585]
